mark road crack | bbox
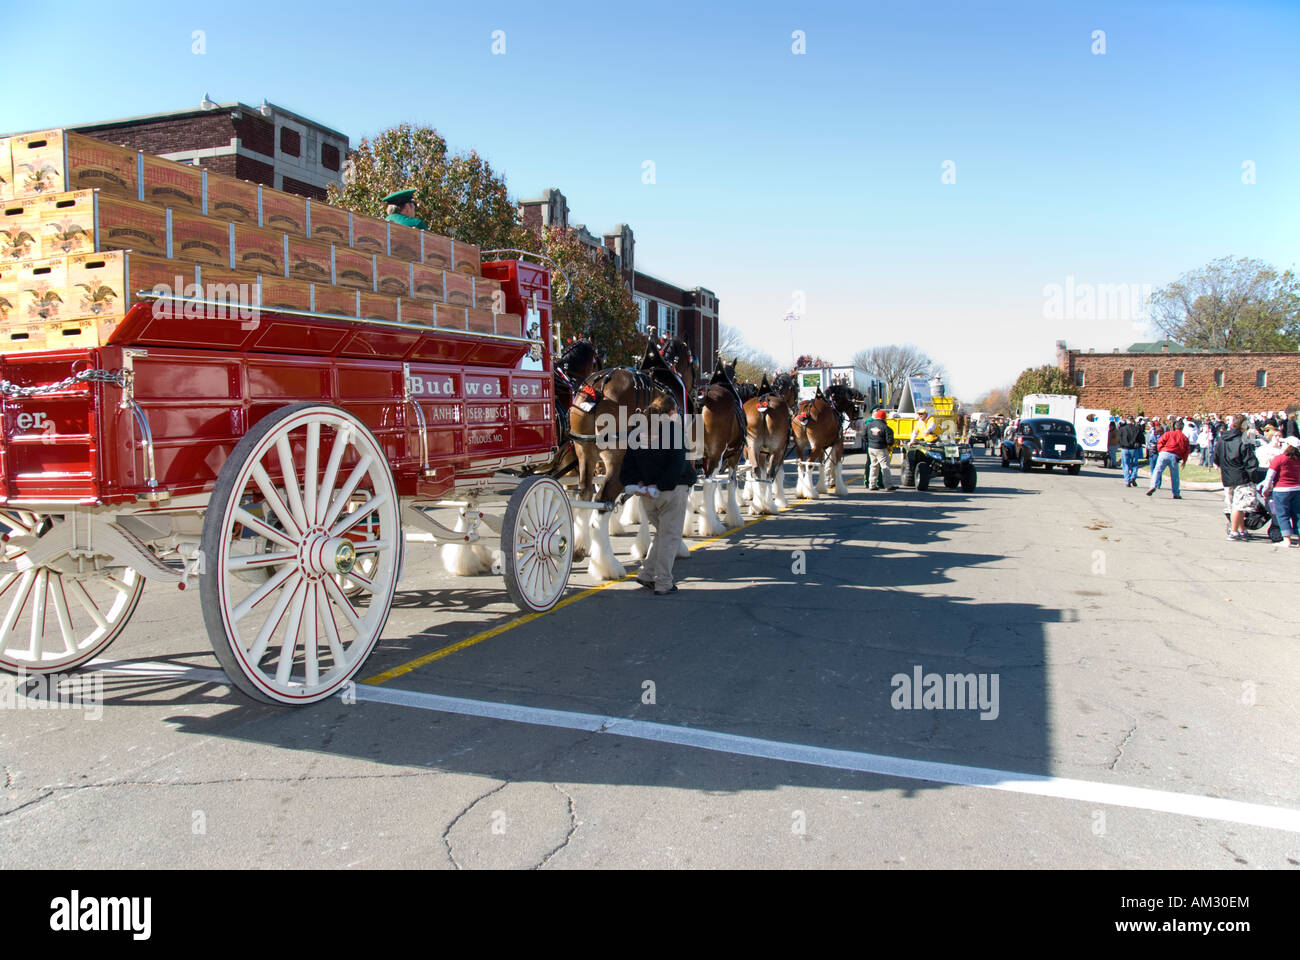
[533,784,578,870]
[441,780,510,870]
[1109,724,1137,770]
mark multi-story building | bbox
[69,100,348,200]
[518,188,718,366]
[1055,340,1300,414]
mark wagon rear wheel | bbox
[0,511,145,675]
[200,403,400,705]
[502,476,573,613]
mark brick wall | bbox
[233,113,275,157]
[281,176,327,201]
[79,113,234,155]
[1065,350,1300,416]
[235,154,276,186]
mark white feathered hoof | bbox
[741,478,755,503]
[683,488,698,537]
[795,462,817,500]
[630,515,652,562]
[831,461,846,494]
[676,537,690,558]
[723,479,744,527]
[440,510,487,576]
[573,509,592,559]
[697,479,725,537]
[771,466,789,511]
[587,508,626,582]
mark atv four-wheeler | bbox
[902,440,978,492]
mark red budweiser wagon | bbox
[0,257,576,704]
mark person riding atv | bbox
[902,406,977,492]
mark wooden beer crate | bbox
[11,130,139,201]
[0,260,20,325]
[454,240,480,276]
[311,283,359,317]
[422,233,452,271]
[257,275,313,313]
[358,291,398,324]
[332,248,374,291]
[167,208,231,267]
[205,173,259,224]
[285,235,333,283]
[494,312,522,338]
[193,265,259,315]
[2,198,41,261]
[473,276,501,311]
[466,307,496,334]
[0,139,13,202]
[230,222,286,276]
[12,256,70,324]
[373,253,411,297]
[433,304,467,330]
[350,213,387,256]
[388,222,421,262]
[259,187,307,237]
[306,200,349,244]
[443,272,473,308]
[67,251,184,322]
[37,190,168,260]
[140,154,204,212]
[410,263,445,300]
[398,297,433,327]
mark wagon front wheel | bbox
[502,475,574,613]
[0,511,145,675]
[200,403,400,705]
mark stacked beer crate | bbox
[0,129,518,354]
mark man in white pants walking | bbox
[620,393,697,595]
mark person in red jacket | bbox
[1146,424,1190,498]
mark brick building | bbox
[1056,340,1300,415]
[69,100,348,201]
[518,188,718,366]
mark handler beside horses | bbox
[620,393,697,595]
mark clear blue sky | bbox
[6,0,1297,397]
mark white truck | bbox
[1020,394,1078,421]
[796,367,887,451]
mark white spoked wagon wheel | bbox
[200,403,400,705]
[0,510,145,675]
[502,475,574,613]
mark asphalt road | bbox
[2,450,1297,869]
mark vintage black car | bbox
[999,417,1083,473]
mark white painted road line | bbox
[89,659,1300,834]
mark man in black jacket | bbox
[620,393,698,594]
[865,409,897,490]
[1216,415,1256,541]
[1117,416,1144,487]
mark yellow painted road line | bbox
[362,471,867,685]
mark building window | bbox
[280,127,301,157]
[1123,370,1133,388]
[635,297,648,332]
[660,305,677,338]
[1073,369,1085,387]
[321,143,340,172]
[1148,370,1158,388]
[1174,370,1184,388]
[1214,369,1224,387]
[1256,369,1267,388]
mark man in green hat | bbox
[383,189,427,230]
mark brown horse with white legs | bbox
[696,360,747,532]
[568,334,691,580]
[791,383,856,498]
[743,373,796,515]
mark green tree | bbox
[1149,257,1300,351]
[536,226,640,366]
[328,123,526,251]
[1008,365,1078,414]
[852,344,944,406]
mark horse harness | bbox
[569,367,676,443]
